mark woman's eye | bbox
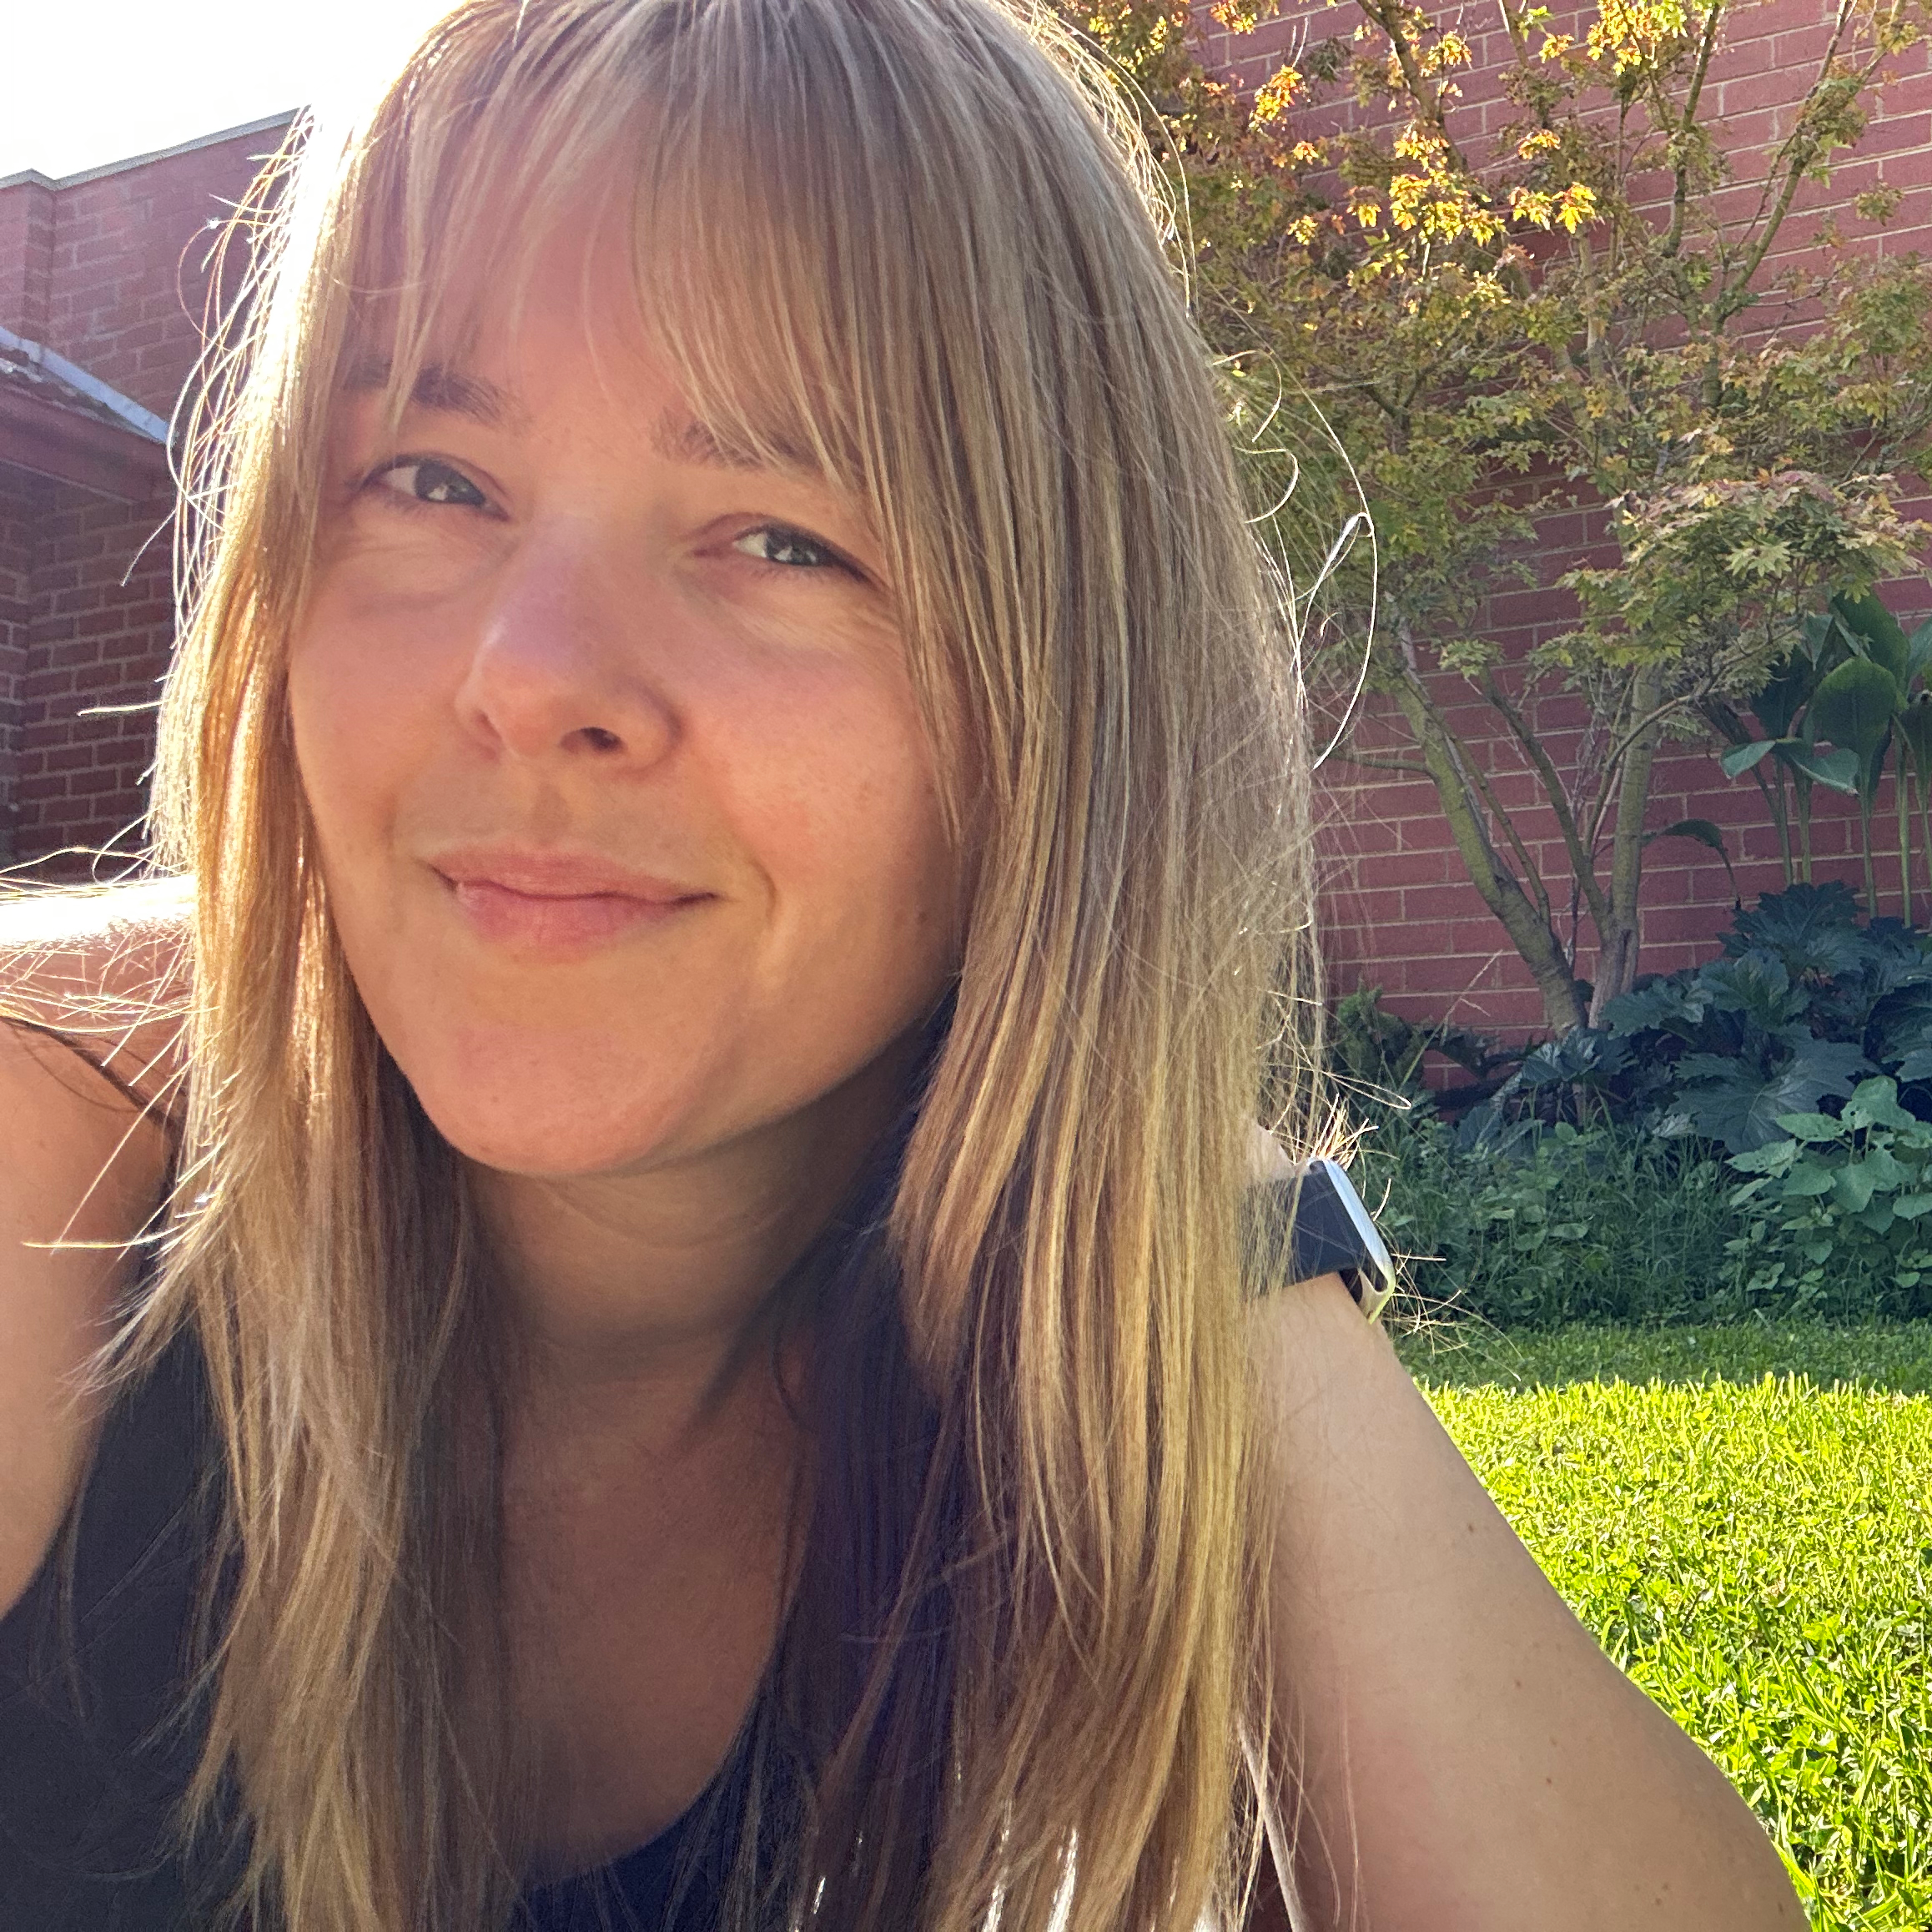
[731,525,845,571]
[367,457,490,510]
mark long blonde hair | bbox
[140,1,1319,1925]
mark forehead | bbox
[341,205,828,477]
[350,209,647,418]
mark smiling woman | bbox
[0,3,1803,1931]
[296,234,959,1187]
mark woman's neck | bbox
[470,1032,918,1421]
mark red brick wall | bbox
[0,115,291,868]
[13,485,177,859]
[36,124,284,421]
[1202,0,1932,1039]
[5,19,1931,999]
[0,471,40,854]
[0,178,54,345]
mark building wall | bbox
[0,114,291,868]
[0,471,40,845]
[13,484,177,858]
[1203,0,1932,1039]
[5,15,1932,1007]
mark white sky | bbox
[2,0,460,181]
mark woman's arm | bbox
[0,1027,172,1617]
[1253,1275,1802,1932]
[0,878,189,1618]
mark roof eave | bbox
[0,383,172,501]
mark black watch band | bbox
[1275,1157,1396,1324]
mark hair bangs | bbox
[316,0,930,482]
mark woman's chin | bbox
[409,1089,699,1181]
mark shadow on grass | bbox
[1394,1316,1932,1395]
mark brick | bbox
[1360,848,1461,888]
[1718,68,1808,118]
[1328,887,1407,930]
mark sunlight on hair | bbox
[125,3,1329,1928]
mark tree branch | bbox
[1358,0,1473,176]
[1482,668,1612,930]
[1396,631,1556,930]
[1389,630,1587,1032]
[1661,0,1726,262]
[1718,0,1861,319]
[1590,662,1669,1019]
[1332,749,1436,777]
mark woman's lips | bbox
[429,853,712,953]
[446,878,705,949]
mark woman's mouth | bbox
[428,848,713,953]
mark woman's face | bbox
[289,231,963,1179]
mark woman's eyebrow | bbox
[650,412,767,472]
[342,358,526,431]
[651,411,835,480]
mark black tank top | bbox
[0,1331,734,1930]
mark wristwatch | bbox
[1277,1157,1397,1325]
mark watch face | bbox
[1276,1159,1397,1319]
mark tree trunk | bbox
[1390,666,1589,1035]
[1587,666,1664,1026]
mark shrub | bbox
[1354,1110,1742,1327]
[1334,888,1932,1321]
[1326,984,1516,1108]
[1465,882,1932,1153]
[1725,1076,1932,1316]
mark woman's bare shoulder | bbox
[0,878,186,1618]
[0,873,192,1109]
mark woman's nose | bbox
[453,534,679,768]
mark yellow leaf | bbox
[1557,182,1599,232]
[1251,63,1301,125]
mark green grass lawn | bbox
[1398,1321,1932,1930]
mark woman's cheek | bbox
[288,615,437,866]
[720,663,954,994]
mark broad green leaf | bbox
[1833,590,1912,687]
[1752,648,1819,740]
[1869,983,1932,1069]
[1729,1139,1799,1174]
[1862,1143,1910,1190]
[1909,616,1932,684]
[1778,743,1861,795]
[1600,977,1713,1040]
[1728,883,1860,948]
[1844,1077,1916,1132]
[1702,953,1802,1030]
[1776,1111,1849,1143]
[1779,1165,1839,1198]
[1799,610,1837,656]
[1834,1160,1879,1212]
[1645,818,1729,856]
[1810,657,1904,792]
[1898,694,1932,783]
[1721,739,1779,779]
[1674,1039,1868,1152]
